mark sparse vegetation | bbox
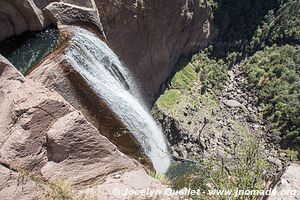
[168,136,271,200]
[280,149,299,161]
[155,52,227,113]
[43,180,91,200]
[148,170,172,186]
[171,63,197,90]
[43,181,75,200]
[18,170,90,200]
[156,89,181,110]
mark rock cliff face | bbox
[0,0,52,41]
[96,0,212,103]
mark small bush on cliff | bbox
[43,180,91,200]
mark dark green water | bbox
[0,26,59,74]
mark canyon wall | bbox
[96,0,212,103]
[0,0,212,103]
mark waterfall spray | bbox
[65,28,171,173]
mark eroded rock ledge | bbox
[0,0,104,41]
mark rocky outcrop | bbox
[95,0,212,103]
[45,0,105,37]
[0,54,136,182]
[158,114,203,161]
[0,55,171,199]
[0,0,51,41]
[83,169,174,200]
[0,0,104,41]
[268,163,300,200]
[0,164,45,200]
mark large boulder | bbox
[45,0,105,38]
[0,54,137,182]
[95,0,212,103]
[0,0,104,41]
[0,0,55,41]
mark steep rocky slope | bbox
[152,53,289,198]
[151,1,300,198]
[154,63,282,165]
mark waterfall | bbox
[65,28,171,173]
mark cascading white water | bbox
[65,27,171,173]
